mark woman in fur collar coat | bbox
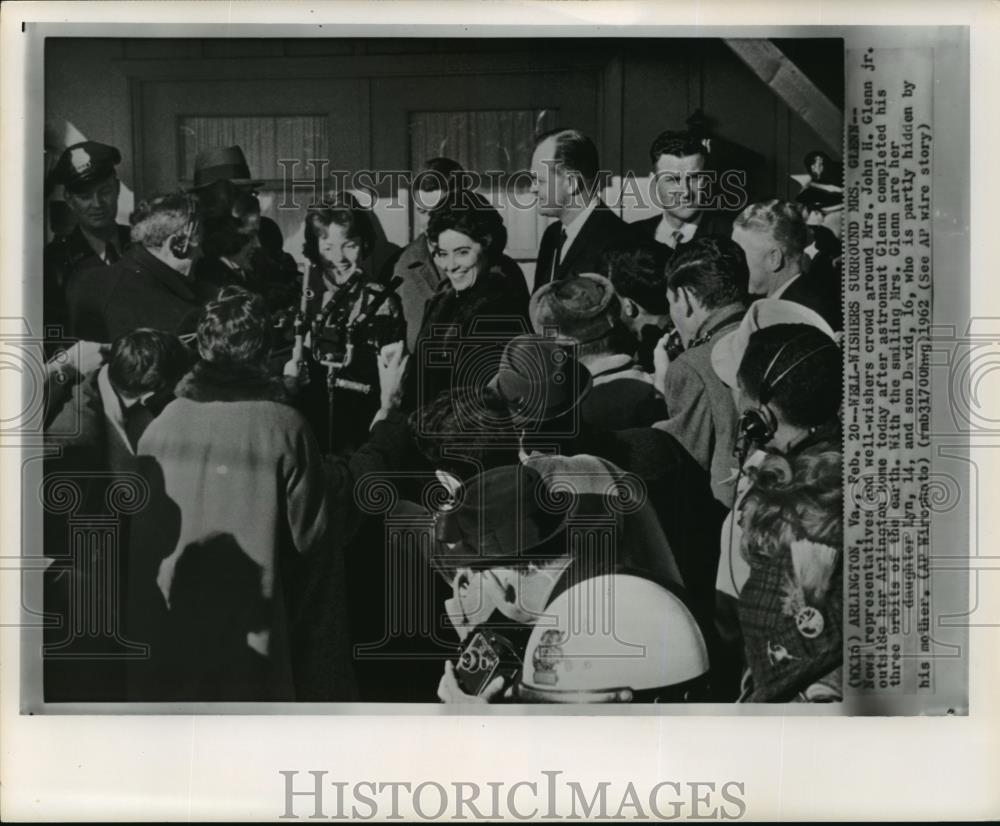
[128,289,411,702]
[404,189,530,410]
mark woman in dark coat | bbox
[405,189,530,410]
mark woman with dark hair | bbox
[299,195,405,453]
[405,189,530,409]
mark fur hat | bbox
[529,273,621,345]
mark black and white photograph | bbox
[33,32,855,707]
[0,2,992,822]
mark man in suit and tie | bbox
[731,199,842,331]
[632,130,736,253]
[530,129,635,292]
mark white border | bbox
[2,2,998,821]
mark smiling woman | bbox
[403,189,531,411]
[297,197,405,453]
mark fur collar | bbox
[174,360,289,404]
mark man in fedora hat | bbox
[189,145,264,192]
[188,145,300,309]
[430,461,706,703]
[408,336,727,693]
[44,141,131,339]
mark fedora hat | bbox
[432,464,572,570]
[189,145,263,191]
[487,334,593,428]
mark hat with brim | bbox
[188,145,264,191]
[487,334,593,428]
[711,298,837,389]
[431,464,572,570]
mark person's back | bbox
[656,237,748,504]
[574,425,727,611]
[127,292,338,702]
[43,329,191,702]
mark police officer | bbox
[44,141,130,340]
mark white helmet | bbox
[516,574,709,702]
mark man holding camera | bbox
[432,462,708,704]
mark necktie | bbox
[552,226,568,282]
[122,402,154,453]
[670,229,684,249]
[104,242,120,265]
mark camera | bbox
[454,629,523,696]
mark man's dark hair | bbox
[198,179,261,259]
[534,128,600,187]
[414,157,464,194]
[107,328,192,398]
[196,288,271,366]
[665,235,748,310]
[601,242,670,314]
[303,197,376,264]
[425,188,507,260]
[648,130,707,166]
[737,324,842,430]
[410,385,518,481]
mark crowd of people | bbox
[41,126,845,705]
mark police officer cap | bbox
[50,141,121,193]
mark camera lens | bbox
[459,650,479,671]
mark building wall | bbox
[45,37,843,257]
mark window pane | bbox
[408,109,557,179]
[408,109,557,263]
[178,115,329,182]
